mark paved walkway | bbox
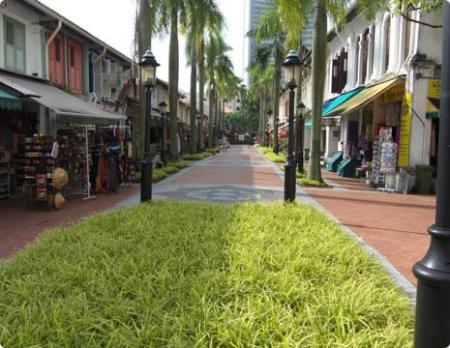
[1,145,434,292]
[303,171,434,286]
[118,145,284,207]
[0,185,139,258]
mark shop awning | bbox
[0,72,125,121]
[327,76,404,117]
[0,89,22,111]
[322,87,364,117]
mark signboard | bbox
[427,79,441,118]
[398,93,412,167]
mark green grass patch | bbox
[132,161,190,183]
[205,147,219,154]
[299,177,329,188]
[0,202,413,347]
[183,152,212,161]
[257,146,286,163]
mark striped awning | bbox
[327,77,404,117]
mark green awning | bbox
[327,77,403,116]
[0,89,22,111]
[322,87,364,117]
[305,118,312,127]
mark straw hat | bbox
[52,168,68,190]
[54,193,66,210]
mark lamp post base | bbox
[284,159,296,202]
[140,159,153,202]
[413,225,450,348]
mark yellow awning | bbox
[328,76,405,116]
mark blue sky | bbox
[39,0,249,90]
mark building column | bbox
[346,36,356,89]
[366,25,374,83]
[356,34,364,86]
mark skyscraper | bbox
[248,0,272,68]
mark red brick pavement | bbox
[0,185,139,259]
[173,147,283,187]
[172,166,283,187]
[304,171,435,285]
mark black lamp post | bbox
[274,117,280,154]
[282,49,300,202]
[139,48,159,202]
[159,101,168,167]
[413,3,450,347]
[296,102,306,174]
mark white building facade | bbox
[302,4,443,182]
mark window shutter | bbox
[6,22,14,45]
[331,59,339,93]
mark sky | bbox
[38,0,249,92]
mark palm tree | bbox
[153,0,187,161]
[205,33,229,148]
[184,0,223,153]
[252,9,286,154]
[136,0,154,160]
[248,46,272,145]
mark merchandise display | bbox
[0,150,9,200]
[14,135,56,208]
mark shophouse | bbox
[0,0,137,206]
[302,3,443,190]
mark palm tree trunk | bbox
[138,0,152,161]
[189,41,197,153]
[197,39,205,151]
[259,95,264,145]
[308,0,326,181]
[169,5,179,161]
[273,52,282,154]
[208,84,214,148]
[296,44,304,173]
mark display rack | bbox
[0,150,10,200]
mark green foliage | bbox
[132,161,190,183]
[0,201,413,347]
[258,146,286,163]
[183,152,211,161]
[299,177,329,188]
[205,147,219,154]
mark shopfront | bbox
[324,76,410,189]
[0,71,133,209]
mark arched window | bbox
[384,16,391,73]
[331,49,348,93]
[404,6,414,62]
[361,29,370,83]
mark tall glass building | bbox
[248,0,273,68]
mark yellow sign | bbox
[428,80,441,98]
[398,93,412,167]
[427,80,441,116]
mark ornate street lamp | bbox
[413,3,450,347]
[139,48,159,202]
[159,101,168,167]
[282,49,300,202]
[296,101,306,174]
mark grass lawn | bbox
[0,202,413,347]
